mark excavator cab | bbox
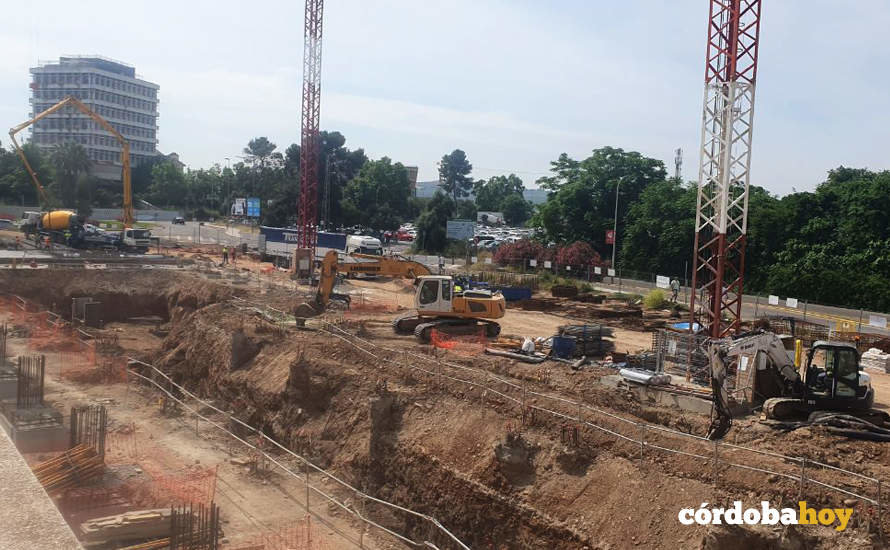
[416,277,453,313]
[803,342,872,406]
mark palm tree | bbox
[51,142,91,207]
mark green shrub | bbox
[643,289,668,309]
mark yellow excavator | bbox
[392,275,506,342]
[297,250,506,342]
[9,96,149,251]
[295,250,432,316]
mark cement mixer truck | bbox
[21,210,151,252]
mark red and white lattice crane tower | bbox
[690,0,762,338]
[298,0,324,257]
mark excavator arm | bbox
[707,330,802,440]
[298,250,430,316]
[9,96,134,226]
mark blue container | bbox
[551,336,576,359]
[493,286,533,301]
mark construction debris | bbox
[32,443,104,493]
[79,508,172,547]
[861,348,890,373]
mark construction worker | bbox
[44,236,51,251]
[230,246,237,264]
[670,278,680,303]
[14,235,20,250]
[63,229,71,246]
[222,246,228,265]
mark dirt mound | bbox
[0,269,236,322]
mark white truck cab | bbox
[122,228,152,252]
[346,235,382,255]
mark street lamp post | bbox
[611,179,621,269]
[224,157,231,214]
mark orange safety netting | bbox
[430,326,486,356]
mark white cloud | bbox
[2,0,890,192]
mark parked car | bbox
[172,216,185,225]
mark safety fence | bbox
[231,517,335,550]
[1,295,128,384]
[317,321,888,537]
[430,327,486,357]
[124,358,471,550]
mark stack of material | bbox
[551,285,579,298]
[626,351,658,371]
[861,348,890,373]
[80,509,172,547]
[557,324,614,357]
[32,443,104,493]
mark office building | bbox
[28,56,159,180]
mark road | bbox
[153,221,258,247]
[586,275,890,337]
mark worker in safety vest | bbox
[63,230,71,246]
[222,246,228,265]
[44,236,51,250]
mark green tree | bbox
[438,149,473,201]
[415,192,455,253]
[319,131,368,229]
[0,143,51,206]
[243,137,278,169]
[456,199,477,221]
[131,155,166,203]
[51,142,91,207]
[473,174,524,211]
[500,193,533,226]
[147,162,187,208]
[341,157,413,231]
[74,174,98,218]
[621,178,697,277]
[531,147,667,258]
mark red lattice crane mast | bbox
[690,0,762,338]
[298,0,324,257]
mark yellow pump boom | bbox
[9,95,134,226]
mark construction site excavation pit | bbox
[0,267,887,549]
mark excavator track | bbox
[392,312,424,334]
[413,319,478,343]
[762,398,804,421]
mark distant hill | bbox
[414,180,548,204]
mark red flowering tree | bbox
[494,239,544,264]
[555,241,602,267]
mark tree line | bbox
[3,133,888,312]
[0,133,532,238]
[528,146,890,312]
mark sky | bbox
[2,0,889,196]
